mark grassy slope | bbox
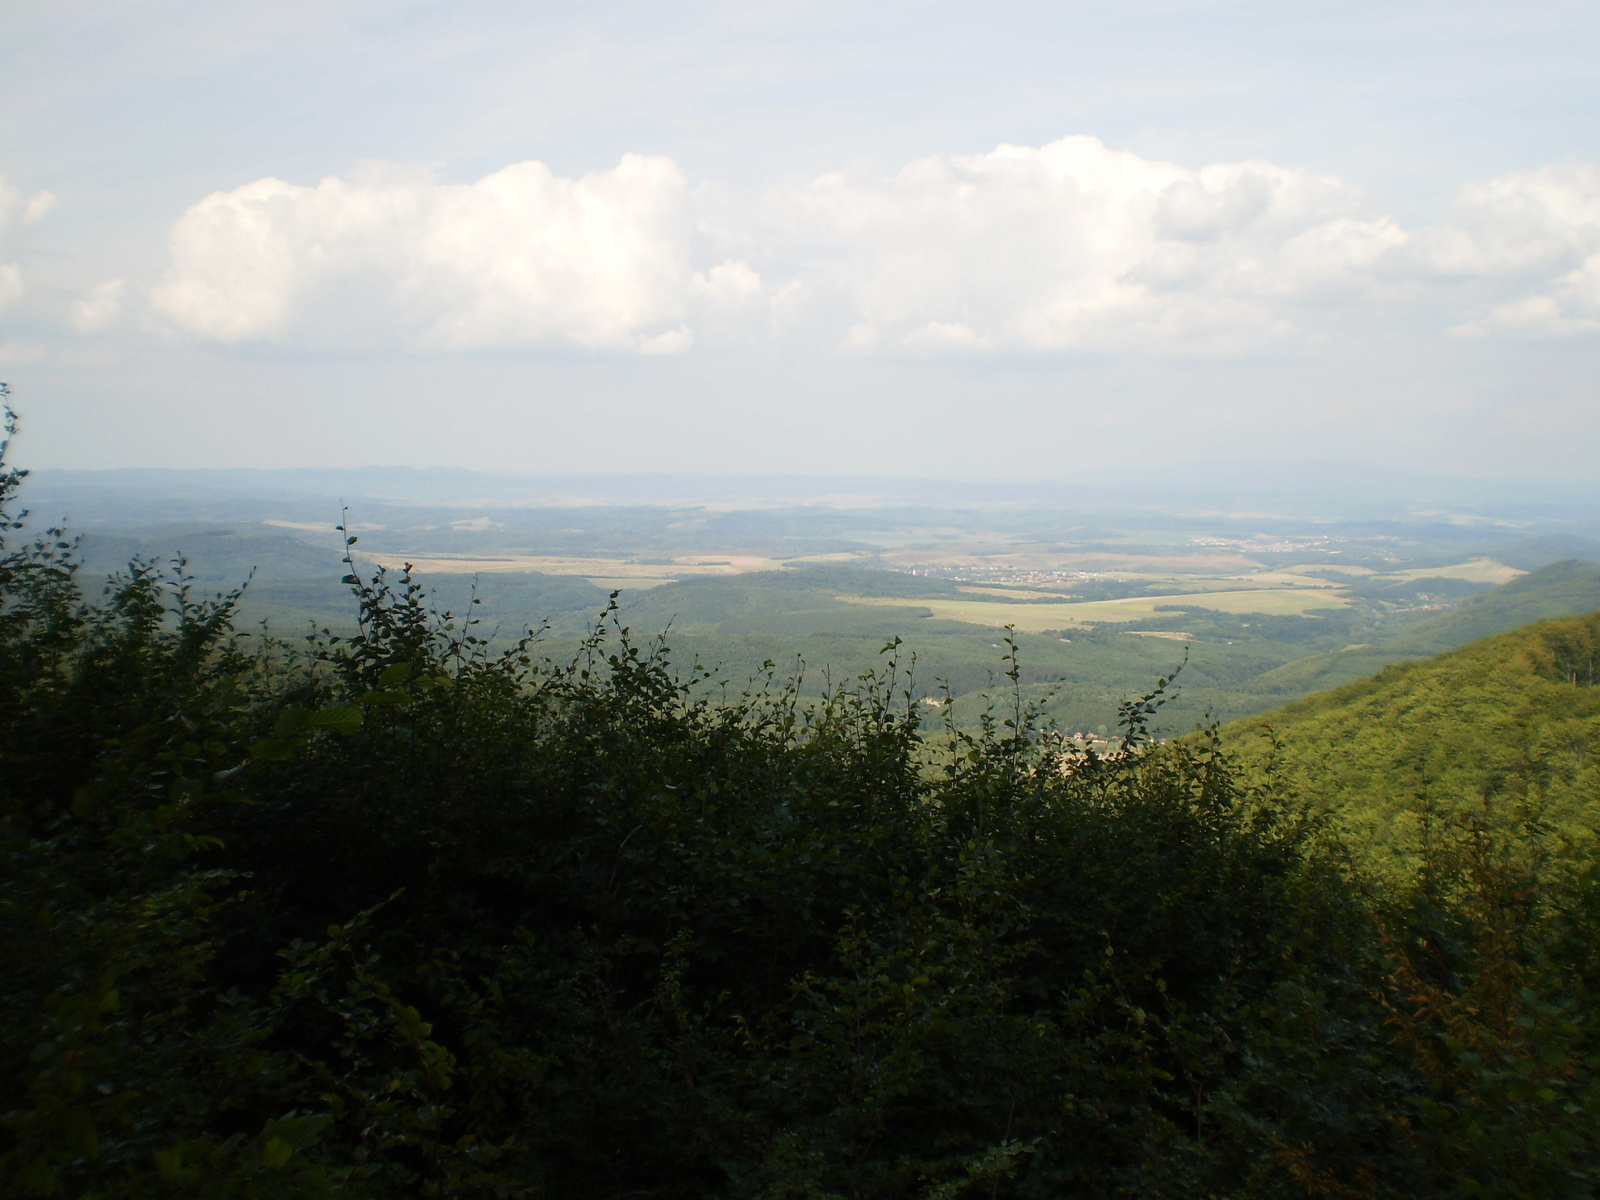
[1223,609,1600,879]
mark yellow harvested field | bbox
[362,555,670,577]
[786,551,876,566]
[1280,562,1377,577]
[957,575,1340,602]
[833,598,1086,632]
[1390,557,1524,585]
[957,585,1077,600]
[1217,571,1344,589]
[360,553,783,578]
[877,549,1266,573]
[1174,588,1351,614]
[839,587,1349,631]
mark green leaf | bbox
[306,704,363,734]
[156,1147,192,1183]
[357,690,412,707]
[261,1138,293,1170]
[250,737,303,761]
[378,661,415,686]
[263,1113,331,1150]
[273,706,310,736]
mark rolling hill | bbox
[1224,607,1600,881]
[1243,559,1600,697]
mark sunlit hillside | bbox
[1226,609,1600,882]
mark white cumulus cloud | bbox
[21,191,56,226]
[760,136,1406,353]
[0,179,55,240]
[1417,162,1600,336]
[151,155,756,353]
[0,178,56,312]
[0,264,21,312]
[70,279,125,333]
[689,259,762,305]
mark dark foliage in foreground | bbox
[2,398,1598,1198]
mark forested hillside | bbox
[1225,610,1600,880]
[1248,559,1600,697]
[4,407,1599,1199]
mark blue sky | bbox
[2,1,1597,477]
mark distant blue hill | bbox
[25,460,1600,522]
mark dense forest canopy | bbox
[1226,611,1600,883]
[3,394,1599,1199]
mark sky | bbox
[1,0,1598,479]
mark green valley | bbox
[33,466,1600,739]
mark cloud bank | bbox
[766,137,1404,352]
[151,155,749,354]
[1413,161,1600,337]
[70,280,125,334]
[145,139,1600,355]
